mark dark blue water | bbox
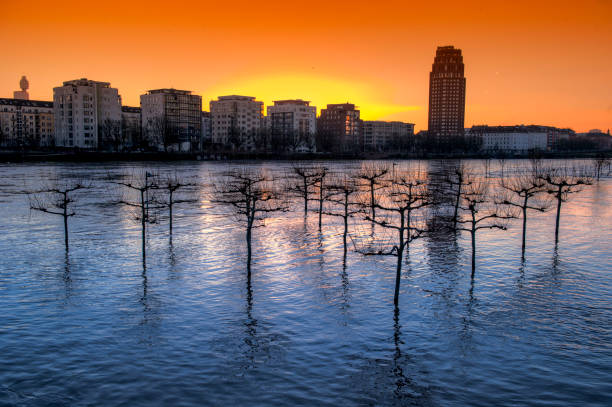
[0,160,610,406]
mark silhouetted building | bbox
[267,99,316,152]
[53,78,122,149]
[428,46,466,141]
[14,76,29,100]
[317,103,361,152]
[0,98,54,148]
[210,95,263,150]
[140,89,202,152]
[362,120,414,152]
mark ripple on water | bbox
[0,160,611,406]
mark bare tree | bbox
[443,164,474,231]
[310,166,328,230]
[356,173,434,306]
[153,173,197,235]
[529,152,544,176]
[497,156,508,178]
[29,180,87,250]
[0,126,7,147]
[356,163,389,223]
[593,154,611,182]
[147,116,178,152]
[122,116,142,151]
[455,181,515,276]
[483,157,492,178]
[112,172,158,262]
[539,166,593,244]
[214,169,287,271]
[322,175,360,260]
[499,173,550,259]
[287,165,322,216]
[98,118,123,152]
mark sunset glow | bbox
[1,0,610,131]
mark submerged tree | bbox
[322,175,360,261]
[113,171,158,263]
[499,173,550,259]
[356,173,434,306]
[287,165,323,216]
[455,181,514,276]
[310,166,329,230]
[539,166,593,244]
[29,180,87,250]
[356,163,389,223]
[593,154,611,182]
[153,173,197,235]
[443,164,474,231]
[214,169,287,272]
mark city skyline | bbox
[1,1,611,133]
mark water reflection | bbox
[168,235,178,277]
[459,275,477,357]
[62,247,72,302]
[340,257,350,313]
[0,160,610,406]
[391,307,412,400]
[242,273,258,371]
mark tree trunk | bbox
[318,178,323,230]
[303,179,308,215]
[63,213,69,251]
[169,190,173,234]
[246,223,252,275]
[471,211,476,278]
[555,187,562,244]
[521,196,528,259]
[394,210,405,306]
[453,186,461,230]
[343,193,349,252]
[395,245,403,307]
[370,181,376,221]
[62,193,69,250]
[141,189,146,262]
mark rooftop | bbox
[363,120,415,126]
[0,97,53,108]
[324,103,358,110]
[147,88,193,95]
[216,95,257,101]
[121,106,141,113]
[470,125,575,134]
[273,99,311,106]
[62,78,112,87]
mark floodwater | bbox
[0,160,610,406]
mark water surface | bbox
[0,160,610,406]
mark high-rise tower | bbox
[427,46,466,141]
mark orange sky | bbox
[1,0,610,132]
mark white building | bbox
[140,89,202,152]
[267,100,316,152]
[53,78,122,149]
[362,121,414,151]
[0,98,54,148]
[210,95,263,149]
[470,125,548,154]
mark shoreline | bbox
[0,150,609,163]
